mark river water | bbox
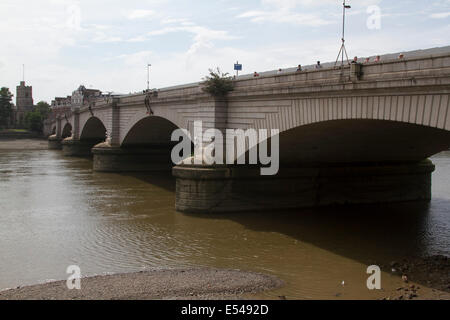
[0,148,449,299]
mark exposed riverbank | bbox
[0,268,284,300]
[376,255,450,300]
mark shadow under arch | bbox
[121,115,184,149]
[61,123,72,139]
[237,119,450,167]
[80,117,107,144]
[277,119,450,165]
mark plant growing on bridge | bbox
[201,68,234,98]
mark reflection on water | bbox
[0,150,449,299]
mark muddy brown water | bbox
[0,147,449,299]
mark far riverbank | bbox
[0,137,48,150]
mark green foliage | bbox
[24,101,51,133]
[201,68,234,98]
[36,101,51,119]
[25,111,43,133]
[0,87,13,129]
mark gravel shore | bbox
[0,268,284,300]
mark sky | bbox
[0,0,449,103]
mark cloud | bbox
[92,32,122,43]
[237,0,336,26]
[127,35,148,42]
[0,0,448,104]
[430,11,450,19]
[237,10,332,26]
[147,22,239,57]
[127,9,155,20]
[162,18,189,24]
[116,51,154,66]
[262,0,382,7]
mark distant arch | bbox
[61,123,72,139]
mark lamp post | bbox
[334,0,351,67]
[147,64,151,91]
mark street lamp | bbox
[334,0,351,67]
[147,64,151,91]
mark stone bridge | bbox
[45,51,450,213]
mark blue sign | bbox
[234,64,242,71]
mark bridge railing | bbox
[63,51,450,112]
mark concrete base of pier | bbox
[173,160,435,213]
[62,138,101,157]
[92,143,173,172]
[48,135,62,150]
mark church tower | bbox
[15,81,34,127]
[16,81,33,111]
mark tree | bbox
[24,101,51,133]
[25,111,43,132]
[201,68,234,98]
[0,87,13,129]
[35,101,51,119]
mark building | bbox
[51,96,72,109]
[12,81,35,128]
[47,86,105,129]
[71,85,102,110]
[49,96,72,123]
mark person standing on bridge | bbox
[315,61,322,69]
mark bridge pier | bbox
[48,135,62,150]
[173,161,435,214]
[62,138,102,157]
[92,143,173,172]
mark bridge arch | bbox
[80,116,107,143]
[257,94,450,137]
[121,115,181,148]
[275,119,450,165]
[231,93,450,165]
[120,108,185,146]
[93,115,192,172]
[61,122,72,139]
